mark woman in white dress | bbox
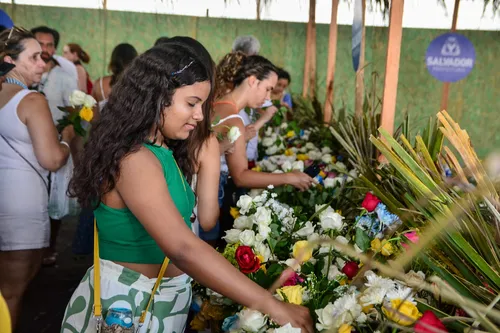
[0,27,75,330]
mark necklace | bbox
[5,77,28,90]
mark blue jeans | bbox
[199,171,228,241]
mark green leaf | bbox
[301,262,315,275]
[355,228,371,251]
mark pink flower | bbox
[327,172,337,178]
[402,231,419,249]
[304,160,314,168]
[283,272,304,286]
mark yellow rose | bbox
[362,304,373,313]
[230,207,240,219]
[252,165,262,172]
[381,241,394,256]
[382,299,421,326]
[331,156,337,163]
[297,154,309,161]
[338,324,353,333]
[371,238,382,252]
[292,240,313,263]
[286,130,295,138]
[79,106,94,122]
[277,285,304,305]
[284,149,294,156]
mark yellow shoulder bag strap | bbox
[93,218,169,332]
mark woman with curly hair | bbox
[60,42,313,333]
[212,52,314,245]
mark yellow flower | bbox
[338,324,353,333]
[277,285,304,305]
[381,241,394,256]
[286,130,295,138]
[319,171,326,178]
[382,299,421,326]
[331,156,337,163]
[252,165,262,172]
[371,238,382,252]
[284,149,294,156]
[292,240,313,263]
[362,304,374,313]
[79,106,94,122]
[297,154,309,161]
[256,255,266,273]
[230,207,240,219]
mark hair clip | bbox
[4,27,13,46]
[171,60,194,76]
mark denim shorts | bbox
[199,171,228,241]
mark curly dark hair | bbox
[158,36,215,184]
[214,52,277,99]
[69,43,213,208]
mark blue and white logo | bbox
[425,33,475,83]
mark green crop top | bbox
[94,144,196,264]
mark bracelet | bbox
[60,141,70,148]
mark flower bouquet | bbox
[56,90,96,137]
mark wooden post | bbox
[302,0,316,98]
[323,0,340,123]
[256,0,261,20]
[440,0,460,112]
[354,0,366,118]
[380,0,404,138]
[309,0,317,98]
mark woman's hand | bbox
[61,124,76,143]
[263,298,314,333]
[285,171,314,191]
[261,105,278,122]
[244,125,257,142]
[218,137,235,156]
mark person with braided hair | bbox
[212,52,314,246]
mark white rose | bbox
[273,170,283,174]
[308,150,322,160]
[274,323,301,333]
[320,211,345,231]
[305,142,316,150]
[315,303,336,331]
[238,308,267,333]
[290,147,298,153]
[321,147,332,154]
[254,206,272,225]
[234,216,254,230]
[227,126,242,144]
[334,236,349,251]
[281,160,292,172]
[239,229,256,246]
[222,229,242,244]
[255,242,271,262]
[237,195,253,214]
[323,178,336,188]
[83,94,97,108]
[280,122,288,129]
[328,265,341,281]
[265,127,273,136]
[262,160,277,172]
[266,145,279,156]
[258,223,272,239]
[299,147,308,153]
[296,221,315,237]
[291,160,304,172]
[321,154,332,164]
[262,137,275,147]
[248,188,264,198]
[335,161,347,171]
[69,90,86,106]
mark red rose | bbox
[342,261,359,279]
[361,192,381,212]
[235,246,261,274]
[415,311,448,333]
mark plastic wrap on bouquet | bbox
[48,154,81,219]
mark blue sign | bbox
[352,0,363,72]
[425,32,475,83]
[0,10,13,30]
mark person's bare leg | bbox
[0,249,43,330]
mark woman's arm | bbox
[116,149,313,332]
[218,119,312,191]
[196,135,221,231]
[76,65,87,92]
[19,93,74,172]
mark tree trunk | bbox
[380,0,404,138]
[256,0,261,20]
[323,0,340,123]
[354,0,366,118]
[302,0,316,98]
[440,0,460,112]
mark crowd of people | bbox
[0,25,314,333]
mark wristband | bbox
[60,141,70,148]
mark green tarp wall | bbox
[1,4,499,157]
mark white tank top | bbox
[0,90,49,178]
[98,77,108,112]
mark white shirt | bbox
[38,66,79,123]
[239,109,259,161]
[53,55,78,83]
